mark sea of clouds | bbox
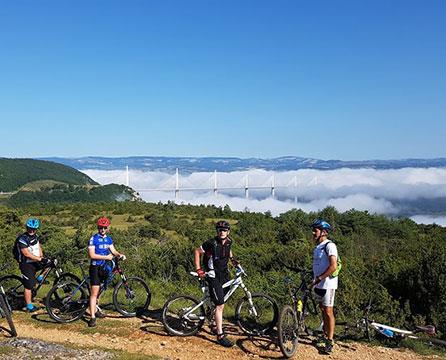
[81,168,446,226]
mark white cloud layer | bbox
[82,168,446,225]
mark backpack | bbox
[324,240,342,277]
[12,238,21,262]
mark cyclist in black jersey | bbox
[194,220,238,348]
[14,218,50,312]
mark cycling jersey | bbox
[313,239,338,290]
[200,237,232,279]
[15,233,40,263]
[88,233,113,266]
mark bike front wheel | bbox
[0,294,17,337]
[113,277,151,317]
[235,292,278,336]
[278,305,298,358]
[162,295,205,336]
[0,275,26,311]
[45,281,88,323]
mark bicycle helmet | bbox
[215,220,230,230]
[26,218,40,229]
[97,217,111,227]
[310,219,333,232]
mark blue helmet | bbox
[26,218,40,229]
[311,219,333,232]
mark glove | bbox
[119,254,127,261]
[196,268,206,279]
[40,257,52,267]
[231,258,240,267]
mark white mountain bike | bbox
[162,265,278,337]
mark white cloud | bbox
[81,168,446,223]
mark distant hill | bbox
[0,158,97,192]
[0,158,140,205]
[6,183,139,207]
[40,156,446,172]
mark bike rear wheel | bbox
[162,295,205,336]
[0,275,26,311]
[235,292,278,336]
[0,294,17,337]
[45,281,88,323]
[113,276,151,317]
[278,305,298,358]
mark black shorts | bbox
[19,262,45,290]
[89,265,108,286]
[207,273,230,306]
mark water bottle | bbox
[37,275,44,283]
[297,299,303,313]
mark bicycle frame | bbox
[184,266,253,322]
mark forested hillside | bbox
[0,158,97,192]
[0,201,444,341]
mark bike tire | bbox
[113,276,151,317]
[0,275,26,311]
[278,305,298,358]
[426,337,446,348]
[0,294,17,337]
[235,292,278,336]
[162,294,205,336]
[45,281,88,323]
[53,272,82,288]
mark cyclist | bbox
[310,219,338,354]
[14,218,51,313]
[87,217,126,327]
[194,220,238,347]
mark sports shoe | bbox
[321,339,334,354]
[88,317,97,327]
[95,310,106,318]
[217,334,234,348]
[315,335,327,348]
[26,304,39,313]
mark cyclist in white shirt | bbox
[311,219,338,354]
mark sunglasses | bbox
[217,228,229,232]
[98,226,108,230]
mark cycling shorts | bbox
[314,288,336,307]
[207,273,230,306]
[89,265,108,286]
[20,262,45,290]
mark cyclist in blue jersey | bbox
[87,217,126,327]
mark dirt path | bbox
[1,310,443,360]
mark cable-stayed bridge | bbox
[123,167,318,201]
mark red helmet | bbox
[97,217,110,227]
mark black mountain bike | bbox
[45,256,151,323]
[0,257,81,311]
[0,265,17,337]
[277,268,322,358]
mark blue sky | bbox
[1,1,445,160]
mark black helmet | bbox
[215,220,230,230]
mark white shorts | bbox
[314,288,336,307]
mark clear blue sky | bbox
[1,0,445,160]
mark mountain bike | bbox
[277,268,322,358]
[0,265,17,337]
[45,256,151,323]
[337,300,446,349]
[0,257,81,311]
[162,265,278,337]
